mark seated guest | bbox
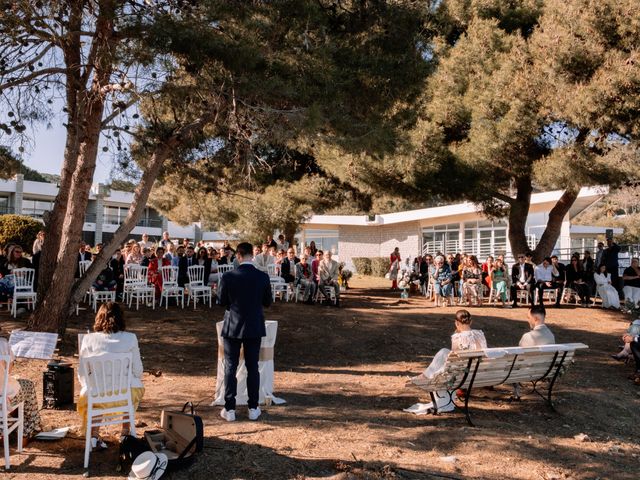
[92,260,117,292]
[511,253,534,307]
[110,248,125,296]
[405,310,486,414]
[171,245,185,267]
[622,329,640,384]
[196,247,212,284]
[280,248,299,284]
[519,305,555,347]
[594,265,620,309]
[308,241,318,257]
[177,245,196,286]
[252,245,262,261]
[566,256,591,306]
[623,258,640,306]
[0,331,42,440]
[125,243,143,265]
[266,234,277,249]
[431,255,453,307]
[481,256,494,291]
[164,242,177,261]
[318,250,340,307]
[583,250,595,294]
[181,238,190,249]
[218,247,234,266]
[311,250,323,283]
[1,244,32,276]
[148,246,171,296]
[140,247,152,267]
[254,243,275,271]
[208,249,220,285]
[533,257,556,306]
[491,258,509,306]
[513,305,555,398]
[295,254,317,304]
[462,255,483,306]
[550,255,565,301]
[78,302,144,449]
[612,318,640,361]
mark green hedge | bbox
[0,214,42,254]
[352,257,372,275]
[352,257,391,277]
[371,257,391,277]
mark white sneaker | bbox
[220,408,236,422]
[248,407,261,421]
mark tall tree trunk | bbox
[532,188,579,262]
[507,176,533,258]
[29,3,116,332]
[36,2,83,301]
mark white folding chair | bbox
[187,265,212,309]
[1,354,23,470]
[127,266,155,310]
[159,266,184,309]
[266,264,278,277]
[217,264,235,275]
[123,264,145,305]
[11,268,37,318]
[271,277,289,302]
[79,352,136,469]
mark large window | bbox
[303,229,339,255]
[463,220,507,257]
[104,206,162,227]
[22,198,53,218]
[0,197,9,214]
[422,223,460,254]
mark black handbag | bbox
[118,434,151,473]
[144,402,204,470]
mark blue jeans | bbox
[223,337,262,410]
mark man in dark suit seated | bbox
[511,253,534,307]
[218,242,272,422]
[280,248,299,284]
[177,245,195,287]
[76,241,92,278]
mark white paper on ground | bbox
[35,427,70,440]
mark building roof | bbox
[305,187,609,227]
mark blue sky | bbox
[23,121,112,183]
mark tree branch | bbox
[0,67,67,92]
[492,191,515,205]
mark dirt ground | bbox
[1,276,638,480]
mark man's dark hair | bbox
[550,255,558,260]
[529,305,546,320]
[236,242,253,258]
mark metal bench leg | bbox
[546,352,568,412]
[463,359,481,427]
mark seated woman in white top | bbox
[405,310,487,415]
[0,335,42,439]
[78,302,144,449]
[594,265,620,309]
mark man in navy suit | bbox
[217,242,272,422]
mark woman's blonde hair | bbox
[94,302,125,334]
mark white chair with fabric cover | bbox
[187,265,212,309]
[11,268,37,318]
[79,352,136,469]
[159,266,184,309]
[1,354,24,470]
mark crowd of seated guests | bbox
[405,238,639,310]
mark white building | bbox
[298,187,622,268]
[0,176,622,267]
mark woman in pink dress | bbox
[389,247,401,290]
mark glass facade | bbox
[303,229,339,255]
[22,198,53,218]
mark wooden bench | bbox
[410,342,589,426]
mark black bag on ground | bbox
[118,434,151,473]
[144,402,204,471]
